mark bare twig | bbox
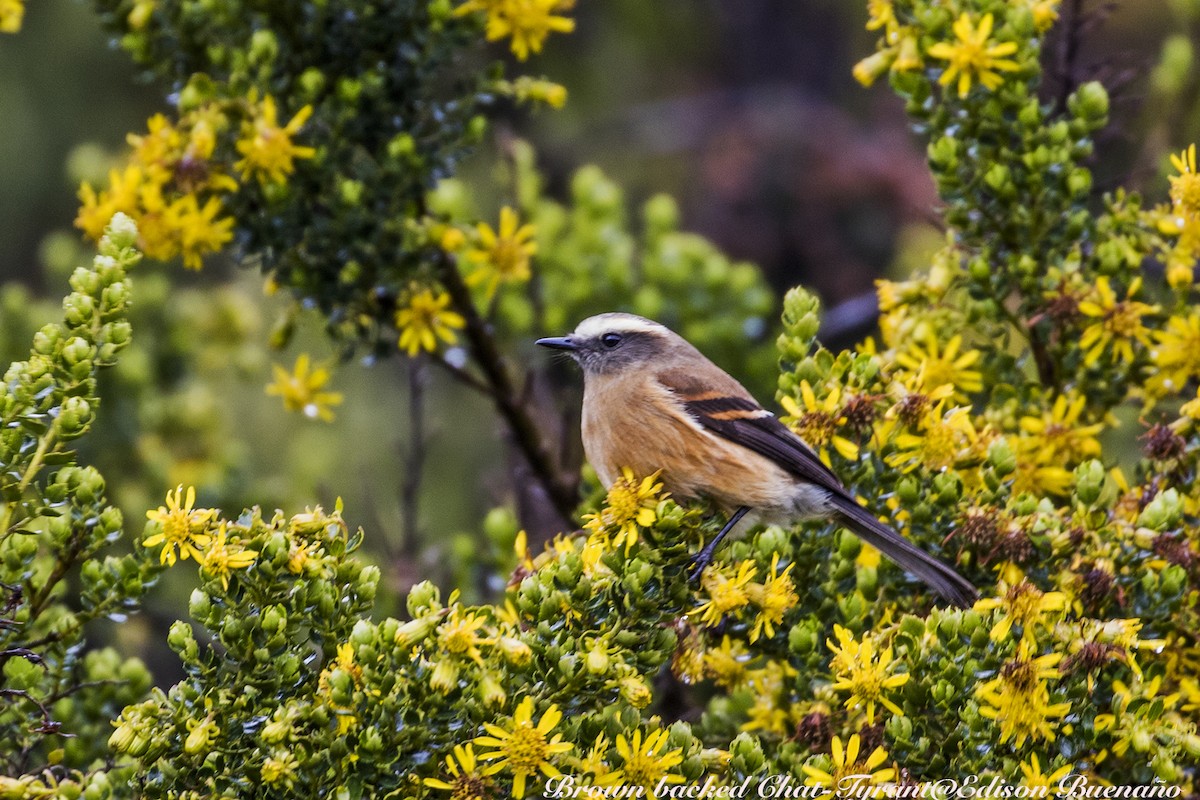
[400,359,426,557]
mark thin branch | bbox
[434,251,578,526]
[399,359,426,558]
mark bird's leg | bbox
[688,506,749,581]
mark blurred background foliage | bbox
[2,0,1200,684]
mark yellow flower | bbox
[200,522,258,590]
[610,729,685,798]
[458,0,575,61]
[265,354,344,422]
[865,0,896,32]
[169,193,234,270]
[126,114,182,185]
[581,467,666,555]
[1024,0,1061,32]
[740,661,796,735]
[318,642,362,733]
[438,607,490,665]
[703,635,751,689]
[1150,312,1200,396]
[1078,276,1157,366]
[184,714,219,755]
[1094,676,1178,757]
[801,734,895,789]
[1182,387,1200,421]
[143,485,214,566]
[465,206,537,300]
[573,734,622,786]
[512,76,568,108]
[826,625,910,725]
[747,553,798,642]
[475,696,573,798]
[396,287,466,356]
[894,332,983,401]
[0,0,23,32]
[780,381,860,465]
[424,744,495,799]
[885,402,980,473]
[973,568,1066,643]
[1169,144,1200,218]
[927,13,1021,99]
[261,750,298,787]
[692,561,757,627]
[76,165,146,240]
[1017,393,1104,465]
[235,95,317,185]
[976,642,1070,747]
[1019,753,1073,788]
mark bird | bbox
[536,312,977,608]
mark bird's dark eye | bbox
[600,333,623,349]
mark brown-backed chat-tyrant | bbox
[537,312,977,607]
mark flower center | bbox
[1106,303,1143,337]
[798,411,835,446]
[505,724,550,773]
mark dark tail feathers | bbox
[829,494,977,608]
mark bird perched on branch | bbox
[536,312,977,608]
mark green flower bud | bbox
[57,396,93,436]
[1067,168,1093,196]
[189,589,212,620]
[262,605,286,635]
[407,581,441,617]
[779,287,822,353]
[1073,460,1106,506]
[249,29,279,65]
[619,675,651,708]
[430,659,459,694]
[104,213,139,250]
[1138,489,1182,531]
[497,636,532,665]
[482,507,519,548]
[896,476,921,505]
[987,438,1016,476]
[394,616,438,649]
[60,336,93,366]
[1069,81,1109,125]
[729,732,765,774]
[585,643,610,675]
[478,673,507,708]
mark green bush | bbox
[2,0,1200,796]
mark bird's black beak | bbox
[535,336,579,351]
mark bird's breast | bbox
[581,375,804,514]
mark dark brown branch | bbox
[434,252,578,526]
[400,359,426,557]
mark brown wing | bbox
[657,366,848,494]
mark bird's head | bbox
[536,313,678,375]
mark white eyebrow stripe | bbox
[573,314,666,339]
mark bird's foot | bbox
[687,546,717,583]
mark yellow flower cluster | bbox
[455,0,575,61]
[143,485,257,587]
[1157,144,1200,288]
[855,3,1038,99]
[582,467,667,556]
[75,94,315,269]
